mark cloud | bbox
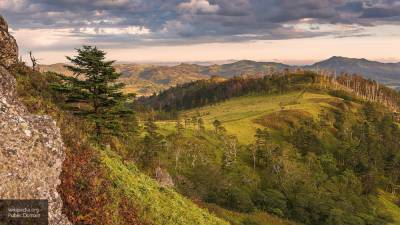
[10,28,85,51]
[179,0,219,14]
[1,0,399,51]
[79,26,150,36]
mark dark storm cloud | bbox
[1,0,399,48]
[361,6,400,18]
[2,0,181,29]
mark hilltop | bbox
[309,56,400,89]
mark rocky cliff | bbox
[0,15,71,225]
[0,15,18,69]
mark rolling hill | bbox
[39,57,400,97]
[144,71,400,225]
[38,61,288,96]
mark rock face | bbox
[0,15,18,68]
[0,15,71,225]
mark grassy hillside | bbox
[205,203,296,225]
[102,150,229,225]
[158,91,342,144]
[12,64,231,225]
[379,191,400,225]
[17,63,400,225]
[145,73,400,225]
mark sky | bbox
[1,0,400,65]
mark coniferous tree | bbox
[53,46,135,140]
[142,118,164,168]
[198,118,205,132]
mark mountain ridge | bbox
[39,56,400,96]
[309,56,400,85]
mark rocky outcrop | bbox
[0,15,71,225]
[155,167,175,188]
[0,15,18,68]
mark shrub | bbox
[241,217,260,225]
[328,90,354,101]
[253,189,287,217]
[224,187,255,213]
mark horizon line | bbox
[37,56,400,67]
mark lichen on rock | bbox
[0,15,18,69]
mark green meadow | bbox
[158,91,344,144]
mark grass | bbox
[158,91,341,144]
[205,203,297,225]
[101,149,230,225]
[254,109,312,130]
[379,191,400,225]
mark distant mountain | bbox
[308,56,400,89]
[38,56,400,96]
[38,61,289,96]
[206,60,290,77]
[38,63,74,76]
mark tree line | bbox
[140,70,400,116]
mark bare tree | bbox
[29,51,40,71]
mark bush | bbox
[206,190,219,203]
[328,90,354,101]
[253,189,287,217]
[241,217,260,225]
[224,187,255,213]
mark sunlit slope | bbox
[158,91,349,144]
[379,191,400,225]
[13,66,229,225]
[102,150,230,225]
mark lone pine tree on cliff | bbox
[53,46,136,141]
